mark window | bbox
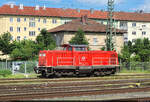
[142,25,146,28]
[120,21,127,29]
[132,39,136,42]
[17,36,21,41]
[29,17,35,21]
[142,31,146,35]
[38,18,40,22]
[11,36,13,41]
[93,38,98,45]
[10,27,13,32]
[29,31,36,36]
[75,47,86,51]
[132,31,136,35]
[24,36,27,40]
[17,18,21,22]
[100,21,104,24]
[29,22,35,27]
[24,27,27,31]
[68,47,72,51]
[52,19,57,24]
[43,19,47,23]
[124,37,128,40]
[10,17,13,22]
[132,22,136,27]
[24,18,27,22]
[17,27,21,32]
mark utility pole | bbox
[106,0,116,51]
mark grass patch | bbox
[120,68,150,74]
[0,73,39,79]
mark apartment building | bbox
[48,16,125,53]
[0,4,150,42]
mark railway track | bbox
[0,74,150,85]
[0,75,150,101]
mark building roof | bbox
[0,5,150,22]
[48,16,126,34]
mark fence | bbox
[0,61,150,75]
[0,61,38,75]
[120,62,150,71]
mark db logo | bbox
[81,56,86,61]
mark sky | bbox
[0,0,150,12]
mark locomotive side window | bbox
[63,47,67,51]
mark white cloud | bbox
[76,0,123,6]
[135,0,150,12]
[4,1,16,5]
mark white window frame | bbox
[10,26,13,32]
[17,27,21,32]
[17,18,21,22]
[10,17,13,22]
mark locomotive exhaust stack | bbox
[34,44,120,77]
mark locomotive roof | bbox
[61,44,88,47]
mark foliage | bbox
[19,62,36,73]
[10,40,37,60]
[0,32,15,55]
[0,70,12,77]
[36,29,56,51]
[105,36,114,51]
[69,29,89,45]
[120,38,150,63]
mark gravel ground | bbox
[36,91,150,101]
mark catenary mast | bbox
[106,0,116,51]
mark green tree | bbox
[10,40,37,60]
[120,38,150,62]
[105,37,114,51]
[132,38,150,62]
[36,29,56,51]
[0,32,14,55]
[69,29,89,45]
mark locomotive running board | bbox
[92,65,120,69]
[53,66,76,69]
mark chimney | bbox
[35,5,40,10]
[81,15,88,25]
[90,8,94,14]
[43,5,46,10]
[19,4,24,9]
[10,3,14,8]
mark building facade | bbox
[0,4,150,42]
[48,17,125,53]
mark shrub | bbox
[0,70,12,77]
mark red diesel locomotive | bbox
[34,44,120,77]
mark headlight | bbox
[43,54,46,56]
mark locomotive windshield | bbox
[62,44,88,51]
[75,47,87,51]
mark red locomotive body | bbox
[34,44,120,77]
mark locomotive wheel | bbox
[55,72,62,78]
[104,70,112,76]
[94,71,100,77]
[42,71,47,78]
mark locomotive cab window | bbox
[75,47,87,51]
[68,47,73,51]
